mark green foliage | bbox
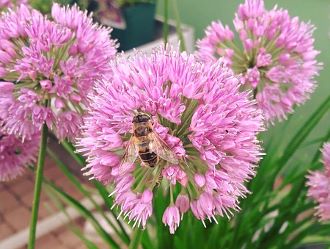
[22,0,330,248]
[47,143,130,247]
[29,0,74,14]
[114,0,156,8]
[29,0,92,14]
[47,96,330,249]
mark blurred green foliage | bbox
[115,0,155,7]
[25,1,330,248]
[157,0,330,160]
[30,0,89,14]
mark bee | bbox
[121,112,179,168]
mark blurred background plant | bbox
[46,96,330,249]
[93,0,158,50]
[112,0,155,7]
[38,1,330,248]
[29,0,76,13]
[0,0,329,249]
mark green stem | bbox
[169,184,174,204]
[128,228,143,249]
[171,0,186,51]
[163,0,169,45]
[28,123,48,249]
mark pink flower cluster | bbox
[197,0,321,123]
[307,143,330,221]
[0,4,117,141]
[78,46,263,233]
[0,130,39,181]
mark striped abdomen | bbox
[132,113,158,167]
[138,143,158,167]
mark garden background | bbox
[158,0,330,158]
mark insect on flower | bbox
[78,45,264,233]
[122,111,179,169]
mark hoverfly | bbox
[121,112,179,168]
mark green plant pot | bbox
[111,3,156,51]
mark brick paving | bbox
[16,218,89,249]
[0,138,116,249]
[0,139,94,249]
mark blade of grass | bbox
[47,148,130,245]
[61,140,85,165]
[250,96,330,203]
[60,141,130,242]
[94,183,130,243]
[128,229,143,249]
[231,97,330,249]
[163,0,169,45]
[45,183,100,249]
[277,96,330,171]
[171,0,186,51]
[71,227,100,249]
[141,229,154,249]
[46,181,120,249]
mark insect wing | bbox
[149,132,179,164]
[119,137,138,173]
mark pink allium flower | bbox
[163,205,181,234]
[0,130,39,181]
[162,165,188,186]
[0,4,117,141]
[175,194,190,218]
[114,188,153,228]
[197,0,322,123]
[77,46,263,233]
[307,143,330,221]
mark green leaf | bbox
[47,148,89,197]
[47,148,130,245]
[278,96,330,169]
[60,141,131,244]
[44,183,100,249]
[71,228,100,249]
[94,182,130,244]
[47,181,120,249]
[141,229,155,249]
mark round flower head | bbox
[0,130,39,181]
[77,46,263,233]
[307,143,330,221]
[197,0,321,123]
[0,3,117,141]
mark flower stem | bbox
[171,0,186,51]
[163,0,169,45]
[170,184,174,203]
[128,228,143,249]
[28,123,48,249]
